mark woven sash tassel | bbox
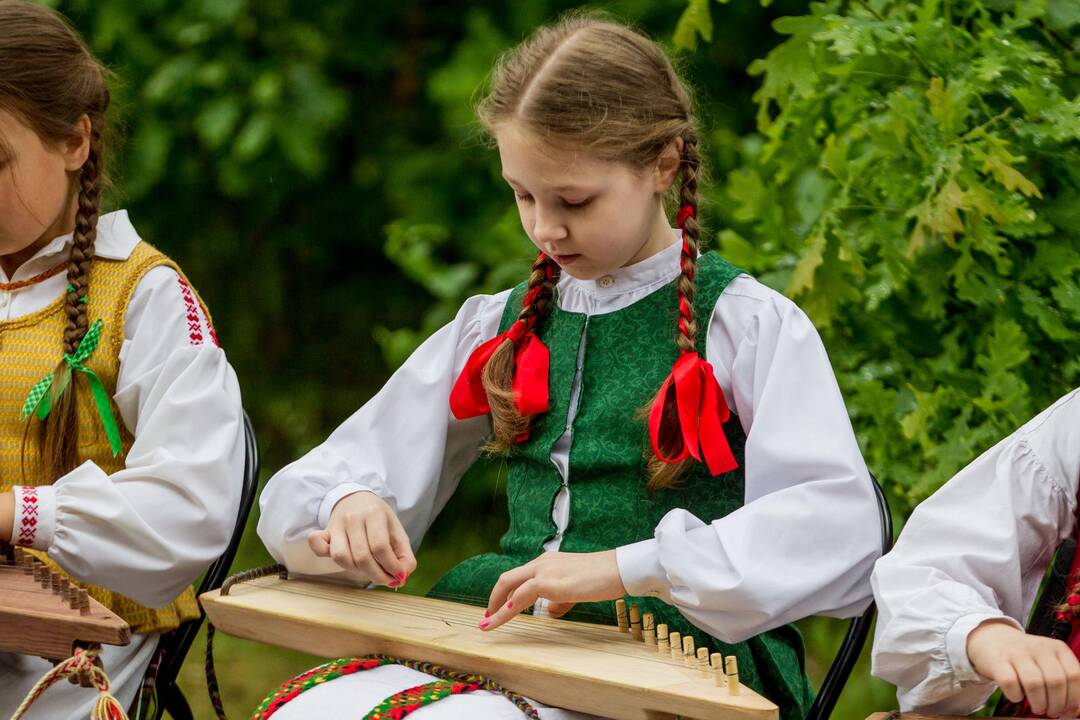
[9,644,128,720]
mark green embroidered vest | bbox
[430,253,813,720]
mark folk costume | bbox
[872,387,1080,714]
[0,211,245,719]
[258,234,881,720]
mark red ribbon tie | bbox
[449,320,550,432]
[648,351,738,476]
[676,204,695,229]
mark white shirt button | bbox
[598,275,615,289]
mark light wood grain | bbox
[201,576,779,720]
[0,564,130,660]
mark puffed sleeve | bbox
[257,290,511,580]
[871,388,1080,714]
[615,274,881,642]
[10,265,245,607]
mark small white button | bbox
[598,275,615,289]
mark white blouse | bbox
[872,387,1080,714]
[258,236,881,642]
[4,210,245,608]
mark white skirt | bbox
[266,663,605,720]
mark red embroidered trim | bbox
[17,486,38,547]
[176,277,218,347]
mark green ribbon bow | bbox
[20,318,123,457]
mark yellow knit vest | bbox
[0,241,207,634]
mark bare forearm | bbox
[0,491,14,543]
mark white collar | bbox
[3,210,140,283]
[556,229,683,297]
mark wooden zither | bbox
[201,575,779,720]
[0,543,130,661]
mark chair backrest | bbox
[1025,537,1076,638]
[990,536,1078,716]
[803,473,894,720]
[131,410,259,720]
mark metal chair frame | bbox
[130,411,259,720]
[804,473,894,720]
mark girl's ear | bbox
[61,114,91,172]
[653,137,684,193]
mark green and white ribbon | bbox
[20,319,123,457]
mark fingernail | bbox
[506,600,514,610]
[483,610,491,618]
[479,619,490,629]
[388,579,400,588]
[396,572,407,582]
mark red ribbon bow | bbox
[449,318,550,422]
[449,255,553,438]
[647,351,738,476]
[647,204,738,475]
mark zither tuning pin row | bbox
[14,551,90,613]
[703,652,740,693]
[617,601,739,692]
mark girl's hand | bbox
[307,491,417,587]
[481,550,627,631]
[967,619,1080,718]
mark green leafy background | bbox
[34,0,1080,717]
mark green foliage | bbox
[674,0,1080,510]
[47,0,544,472]
[41,0,1080,716]
[673,0,715,51]
[374,0,808,366]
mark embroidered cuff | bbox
[317,484,383,529]
[13,485,56,550]
[946,612,1022,683]
[616,538,671,602]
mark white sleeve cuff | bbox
[13,485,56,550]
[946,613,1023,683]
[616,538,671,601]
[317,484,381,529]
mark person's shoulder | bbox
[454,287,516,326]
[460,286,516,310]
[1014,387,1080,491]
[92,209,142,261]
[1019,387,1080,443]
[710,266,807,335]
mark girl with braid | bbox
[259,14,879,720]
[0,2,244,717]
[873,388,1080,718]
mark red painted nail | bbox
[507,600,514,610]
[388,579,400,588]
[479,619,490,629]
[396,572,407,582]
[484,610,491,618]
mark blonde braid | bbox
[646,133,703,492]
